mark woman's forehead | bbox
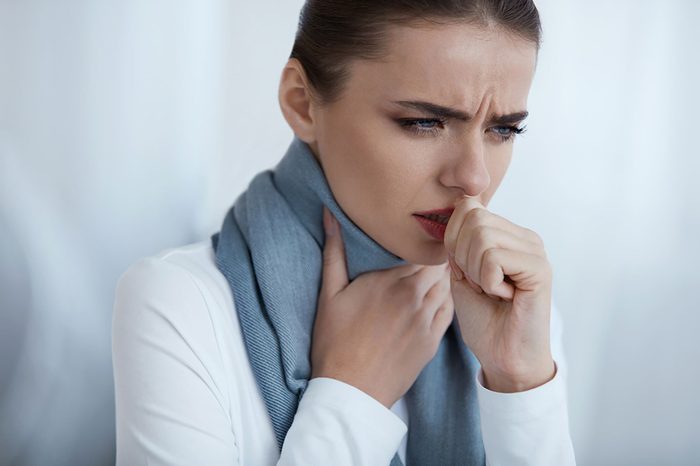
[343,24,537,114]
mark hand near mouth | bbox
[444,197,556,393]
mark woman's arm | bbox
[112,256,407,466]
[280,377,407,465]
[475,300,577,466]
[112,257,240,465]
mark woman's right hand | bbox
[310,207,454,409]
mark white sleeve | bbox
[112,257,407,466]
[280,377,407,466]
[112,257,239,466]
[475,300,577,466]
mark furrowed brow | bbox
[392,100,471,121]
[392,100,528,125]
[488,111,529,125]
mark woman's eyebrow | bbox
[391,100,528,125]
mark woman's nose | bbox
[439,137,491,197]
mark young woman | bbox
[112,1,577,464]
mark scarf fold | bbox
[211,136,485,465]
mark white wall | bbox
[0,1,698,465]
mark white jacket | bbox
[112,240,576,465]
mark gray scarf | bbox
[211,136,485,465]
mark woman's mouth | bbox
[413,214,449,241]
[413,207,455,241]
[419,213,450,224]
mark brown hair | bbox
[290,0,542,105]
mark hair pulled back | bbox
[290,0,542,104]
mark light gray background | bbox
[1,1,698,465]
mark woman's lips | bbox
[413,206,455,241]
[414,207,455,218]
[413,214,448,242]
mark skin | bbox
[279,20,555,392]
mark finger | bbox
[479,248,552,301]
[460,226,541,290]
[444,196,484,256]
[421,269,451,308]
[430,295,455,335]
[388,262,425,279]
[448,255,462,280]
[320,206,349,299]
[449,255,484,294]
[399,262,450,297]
[445,196,543,254]
[465,274,485,294]
[421,273,451,324]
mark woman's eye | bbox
[397,118,526,141]
[397,118,446,136]
[490,125,526,142]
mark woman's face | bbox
[306,22,537,265]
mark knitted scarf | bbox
[211,136,485,465]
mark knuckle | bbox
[527,228,544,246]
[480,251,500,286]
[473,224,490,242]
[453,253,468,272]
[432,274,449,293]
[423,296,452,331]
[422,283,439,304]
[471,227,489,255]
[541,258,553,278]
[415,302,436,325]
[483,247,499,264]
[435,302,454,327]
[409,286,424,305]
[466,207,486,224]
[395,282,422,306]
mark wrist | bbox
[481,358,556,393]
[311,371,396,409]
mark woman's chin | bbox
[395,240,448,266]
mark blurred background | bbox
[1,0,698,465]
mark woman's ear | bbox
[278,58,318,144]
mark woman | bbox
[112,0,576,465]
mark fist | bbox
[444,197,556,392]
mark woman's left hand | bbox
[444,196,556,393]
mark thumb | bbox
[321,206,349,298]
